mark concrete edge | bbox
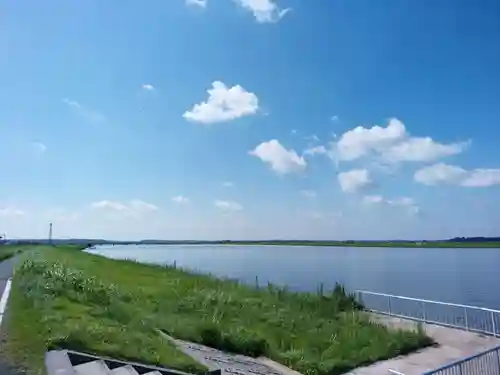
[257,358,304,375]
[45,350,74,375]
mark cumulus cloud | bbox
[235,0,291,23]
[142,83,155,91]
[250,140,306,174]
[91,200,158,212]
[300,190,317,199]
[364,195,419,215]
[186,0,207,8]
[338,169,372,193]
[214,200,243,211]
[172,195,190,204]
[415,163,500,187]
[183,81,259,124]
[333,118,468,163]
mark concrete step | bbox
[110,365,140,375]
[74,360,110,375]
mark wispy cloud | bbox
[172,195,190,204]
[235,0,291,23]
[300,190,317,199]
[32,141,47,154]
[214,200,243,211]
[222,181,234,188]
[186,0,207,8]
[0,207,26,217]
[142,83,155,91]
[63,98,106,123]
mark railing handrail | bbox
[421,344,500,374]
[355,290,500,313]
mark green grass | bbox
[4,247,433,375]
[0,244,39,262]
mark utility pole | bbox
[48,222,53,245]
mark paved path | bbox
[0,255,26,375]
[346,314,500,375]
[160,332,300,375]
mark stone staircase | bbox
[46,349,222,375]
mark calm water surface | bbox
[88,245,500,309]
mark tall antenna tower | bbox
[48,222,53,245]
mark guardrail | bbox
[422,345,500,375]
[356,290,500,336]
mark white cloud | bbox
[383,137,469,163]
[364,195,419,215]
[235,0,291,23]
[415,163,500,188]
[303,145,327,156]
[331,115,339,122]
[142,83,155,91]
[291,129,297,134]
[462,169,500,187]
[250,139,306,174]
[91,200,158,212]
[129,200,159,212]
[183,81,259,124]
[300,190,317,199]
[32,142,47,154]
[214,200,243,211]
[222,181,234,188]
[91,200,129,211]
[338,169,372,193]
[63,98,106,123]
[0,207,26,217]
[334,118,468,163]
[186,0,207,8]
[172,195,190,204]
[414,163,467,186]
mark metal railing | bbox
[422,345,500,375]
[356,290,500,336]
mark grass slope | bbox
[0,244,39,262]
[4,247,432,375]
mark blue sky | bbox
[1,0,500,240]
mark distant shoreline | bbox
[5,239,500,248]
[99,240,500,248]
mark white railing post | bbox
[421,301,427,322]
[464,307,469,331]
[388,295,392,315]
[492,311,497,337]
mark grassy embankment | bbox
[3,246,433,375]
[212,240,500,248]
[0,244,39,262]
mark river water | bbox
[88,244,500,309]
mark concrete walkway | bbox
[345,314,500,375]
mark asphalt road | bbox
[0,255,26,375]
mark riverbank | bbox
[3,246,433,375]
